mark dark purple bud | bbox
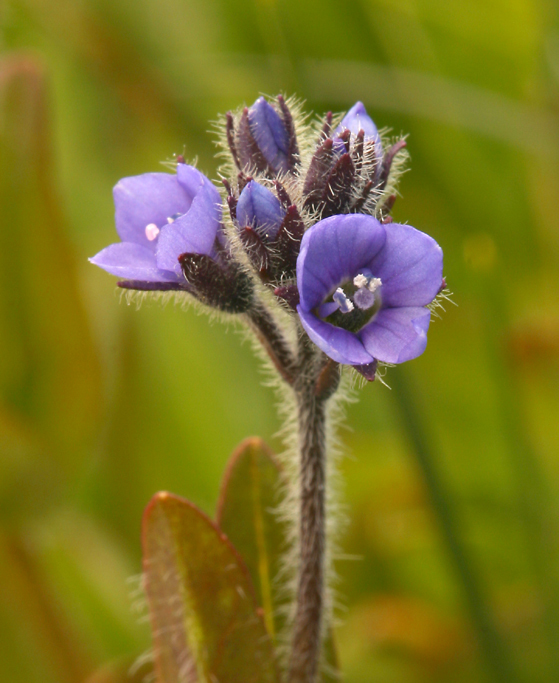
[274,284,300,310]
[437,277,447,295]
[226,112,240,169]
[236,107,271,174]
[222,178,237,220]
[380,194,397,218]
[247,97,291,174]
[382,216,393,224]
[236,180,285,241]
[238,172,251,193]
[352,129,365,176]
[179,252,253,313]
[239,227,271,278]
[273,180,293,209]
[353,360,378,382]
[303,138,334,210]
[321,152,355,217]
[277,95,300,170]
[320,111,333,141]
[339,129,351,154]
[352,179,374,213]
[379,139,407,189]
[227,195,237,221]
[275,204,306,275]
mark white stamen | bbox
[367,277,382,293]
[353,273,368,289]
[353,273,382,293]
[145,223,160,241]
[333,287,354,313]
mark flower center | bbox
[145,214,183,242]
[319,271,383,333]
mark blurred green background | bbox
[1,0,559,681]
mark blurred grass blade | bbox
[0,54,101,497]
[142,491,279,683]
[0,529,92,683]
[390,369,519,683]
[216,438,339,681]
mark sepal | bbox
[179,252,254,313]
[353,360,379,381]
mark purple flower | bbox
[90,164,222,289]
[236,180,285,241]
[334,101,383,155]
[296,214,443,365]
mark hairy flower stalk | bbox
[288,335,340,683]
[91,95,445,682]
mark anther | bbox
[145,223,160,241]
[333,288,354,313]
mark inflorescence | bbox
[90,96,445,380]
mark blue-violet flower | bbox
[296,214,443,365]
[90,163,222,289]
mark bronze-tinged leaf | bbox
[142,492,279,683]
[216,438,340,682]
[216,438,287,643]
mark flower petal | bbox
[156,176,222,275]
[297,307,374,365]
[176,163,206,197]
[113,172,194,249]
[297,214,386,310]
[248,97,289,172]
[369,223,443,307]
[236,180,285,240]
[335,101,382,153]
[359,307,431,364]
[90,242,181,282]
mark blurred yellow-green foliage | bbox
[1,0,559,681]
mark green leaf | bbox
[216,437,287,643]
[216,438,340,681]
[142,491,279,683]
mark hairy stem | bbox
[246,304,296,385]
[288,340,338,683]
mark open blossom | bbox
[296,214,443,366]
[90,163,222,289]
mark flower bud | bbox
[236,180,285,240]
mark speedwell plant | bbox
[92,96,446,683]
